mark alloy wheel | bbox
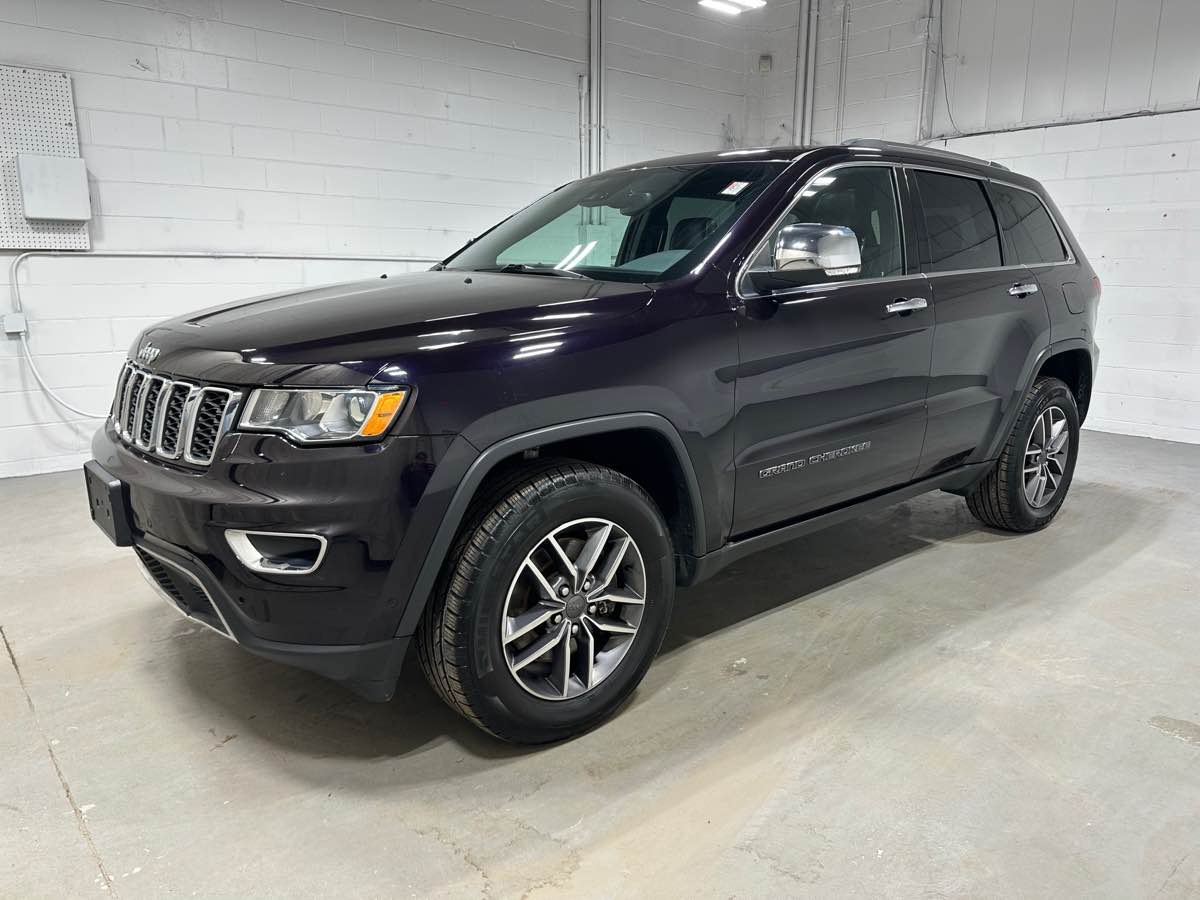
[501,518,646,701]
[1023,405,1070,509]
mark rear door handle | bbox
[1009,282,1039,297]
[885,297,928,314]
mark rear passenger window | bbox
[990,184,1068,264]
[913,171,1002,272]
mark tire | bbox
[415,458,675,744]
[966,376,1080,533]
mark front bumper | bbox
[133,533,410,701]
[90,420,457,700]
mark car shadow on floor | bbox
[160,480,1162,772]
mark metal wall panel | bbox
[932,0,1200,137]
[1150,0,1200,102]
[1062,0,1116,117]
[949,0,997,133]
[1019,0,1073,125]
[1104,0,1161,112]
[984,0,1034,128]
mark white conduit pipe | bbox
[7,249,439,419]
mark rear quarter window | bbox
[990,183,1068,264]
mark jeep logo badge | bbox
[137,343,160,363]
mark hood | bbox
[137,270,655,387]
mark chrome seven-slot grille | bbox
[111,362,241,466]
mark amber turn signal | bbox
[359,390,407,437]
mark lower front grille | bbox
[111,362,240,467]
[135,547,230,637]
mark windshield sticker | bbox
[721,181,751,196]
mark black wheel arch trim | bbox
[982,337,1094,462]
[389,412,709,638]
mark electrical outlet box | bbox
[3,312,28,335]
[17,154,91,222]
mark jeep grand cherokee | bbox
[85,139,1099,743]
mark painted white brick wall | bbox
[938,108,1200,445]
[2,0,770,477]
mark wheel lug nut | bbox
[559,585,570,597]
[587,604,596,615]
[571,623,579,634]
[553,614,563,623]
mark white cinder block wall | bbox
[5,0,1197,475]
[924,0,1200,444]
[1,0,769,477]
[937,110,1200,444]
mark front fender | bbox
[385,412,710,639]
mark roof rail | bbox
[840,138,1010,171]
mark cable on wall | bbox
[936,0,963,136]
[7,250,439,420]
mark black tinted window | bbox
[990,184,1067,264]
[914,171,1001,272]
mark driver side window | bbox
[742,166,904,295]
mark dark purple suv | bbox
[85,139,1099,743]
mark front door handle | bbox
[885,297,928,314]
[1009,282,1039,297]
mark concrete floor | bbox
[2,430,1198,899]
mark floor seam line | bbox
[2,624,119,897]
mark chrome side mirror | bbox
[773,223,861,276]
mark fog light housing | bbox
[225,530,328,575]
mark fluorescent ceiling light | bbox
[699,0,742,14]
[730,0,766,7]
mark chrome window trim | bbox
[735,161,910,302]
[224,529,329,576]
[135,546,237,642]
[922,263,1027,277]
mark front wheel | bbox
[966,376,1080,533]
[416,459,674,743]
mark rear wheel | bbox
[416,459,674,743]
[966,376,1080,532]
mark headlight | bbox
[240,388,408,443]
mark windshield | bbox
[443,161,786,283]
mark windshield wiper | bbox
[489,264,590,279]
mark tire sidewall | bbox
[460,474,674,741]
[1006,379,1080,528]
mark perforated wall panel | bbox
[0,65,90,250]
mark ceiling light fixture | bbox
[730,0,767,8]
[699,0,742,14]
